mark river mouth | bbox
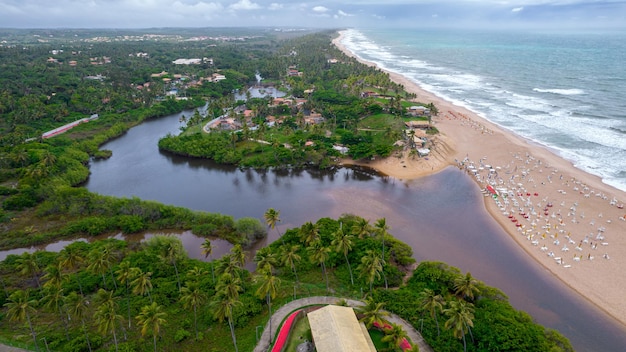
[57,109,626,350]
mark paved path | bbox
[253,296,433,352]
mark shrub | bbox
[235,217,267,245]
[117,215,145,233]
[2,192,38,210]
[174,329,192,343]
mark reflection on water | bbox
[234,86,286,100]
[57,109,626,350]
[0,231,233,263]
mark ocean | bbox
[340,28,626,192]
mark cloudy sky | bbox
[0,0,624,29]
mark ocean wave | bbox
[533,88,585,95]
[342,28,626,192]
[610,126,626,135]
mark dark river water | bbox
[19,109,626,350]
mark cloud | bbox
[228,0,261,11]
[312,6,330,13]
[268,2,283,10]
[0,0,625,29]
[336,10,354,17]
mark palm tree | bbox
[87,245,118,290]
[454,272,480,302]
[374,218,389,289]
[331,225,355,285]
[444,299,475,352]
[307,241,331,291]
[42,261,65,289]
[280,244,301,283]
[254,247,278,273]
[103,244,120,290]
[41,285,70,340]
[230,244,247,269]
[180,282,208,341]
[381,323,409,349]
[299,221,319,247]
[130,268,153,303]
[40,150,57,168]
[215,254,242,279]
[358,249,383,295]
[186,266,208,285]
[200,239,216,283]
[407,128,416,149]
[12,149,29,167]
[59,245,85,294]
[215,273,243,301]
[87,249,109,289]
[211,291,241,352]
[16,252,41,289]
[264,208,282,243]
[426,102,438,127]
[255,267,281,343]
[65,292,93,352]
[94,294,123,352]
[351,218,371,239]
[419,288,444,336]
[161,241,183,292]
[357,298,389,329]
[136,302,167,352]
[115,261,134,328]
[4,290,39,351]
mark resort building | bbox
[307,305,377,352]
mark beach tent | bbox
[486,185,498,197]
[417,148,430,157]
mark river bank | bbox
[333,30,626,330]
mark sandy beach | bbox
[333,30,626,329]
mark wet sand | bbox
[333,30,626,330]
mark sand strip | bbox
[333,30,626,329]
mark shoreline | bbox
[333,30,626,330]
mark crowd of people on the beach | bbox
[445,110,494,135]
[456,151,624,269]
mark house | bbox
[405,120,431,129]
[408,105,431,116]
[211,73,226,82]
[172,58,202,65]
[288,69,302,77]
[304,112,325,125]
[308,305,376,352]
[361,91,379,98]
[333,145,349,155]
[151,71,168,78]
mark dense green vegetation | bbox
[0,215,572,351]
[158,31,432,168]
[0,28,572,351]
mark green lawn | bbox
[370,328,394,351]
[282,315,313,352]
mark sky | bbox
[0,0,625,29]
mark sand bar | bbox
[333,30,626,329]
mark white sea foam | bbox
[341,28,626,192]
[533,88,586,95]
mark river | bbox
[14,108,626,350]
